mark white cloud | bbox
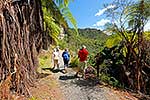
[93,19,110,27]
[144,21,150,31]
[95,5,116,16]
[95,9,106,16]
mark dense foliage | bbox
[95,0,150,96]
[41,0,77,48]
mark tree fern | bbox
[61,7,78,35]
[41,0,78,44]
[43,14,60,44]
[55,0,78,34]
[105,34,122,48]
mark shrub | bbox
[69,56,79,68]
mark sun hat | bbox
[82,45,86,49]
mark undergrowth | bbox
[37,48,53,73]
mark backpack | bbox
[63,53,69,61]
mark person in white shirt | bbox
[52,48,59,69]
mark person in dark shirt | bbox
[62,48,70,72]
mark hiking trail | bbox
[29,50,138,100]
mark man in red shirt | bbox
[78,45,88,62]
[75,45,89,77]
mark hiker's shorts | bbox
[78,61,87,73]
[54,59,59,66]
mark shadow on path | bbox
[59,75,76,80]
[37,72,50,79]
[59,74,101,87]
[42,67,67,74]
[72,78,101,87]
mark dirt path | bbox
[29,50,138,100]
[51,67,138,100]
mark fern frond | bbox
[43,14,61,44]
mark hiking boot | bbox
[62,69,67,74]
[74,72,80,78]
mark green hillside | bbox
[78,28,108,40]
[59,28,109,55]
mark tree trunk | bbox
[0,0,43,98]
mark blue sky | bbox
[68,0,114,29]
[68,0,150,31]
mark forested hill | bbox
[61,28,109,54]
[78,28,108,41]
[78,28,109,54]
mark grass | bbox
[29,97,40,100]
[37,48,53,73]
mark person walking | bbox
[62,48,70,72]
[75,45,89,77]
[52,48,59,70]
